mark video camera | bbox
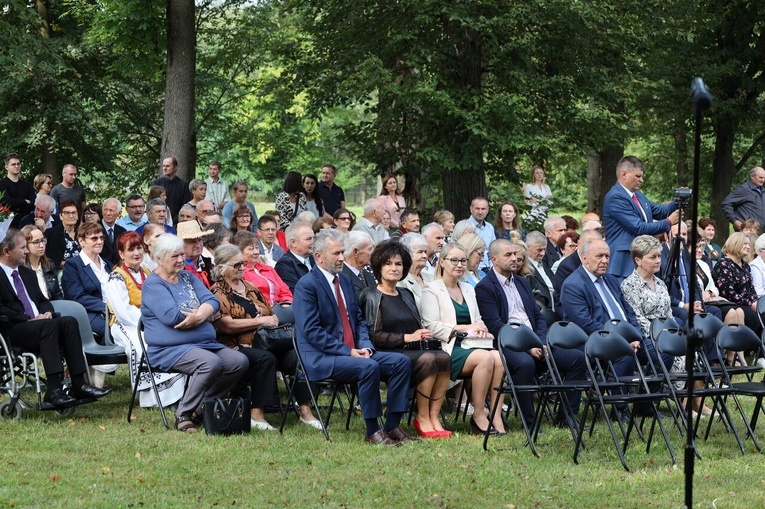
[674,187,692,209]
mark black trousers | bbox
[5,316,86,377]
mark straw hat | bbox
[176,220,213,240]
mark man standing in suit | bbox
[604,156,679,278]
[275,222,315,292]
[524,231,556,312]
[100,198,127,265]
[341,231,376,298]
[542,217,567,269]
[476,239,585,428]
[293,228,413,445]
[257,215,285,267]
[560,238,672,417]
[0,229,111,407]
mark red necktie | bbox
[333,276,355,348]
[632,193,647,221]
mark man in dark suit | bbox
[476,238,585,428]
[293,228,413,445]
[525,231,556,312]
[0,229,110,407]
[553,229,603,310]
[542,216,567,269]
[100,198,127,265]
[341,231,376,299]
[275,222,315,292]
[18,194,60,232]
[257,215,285,266]
[604,155,679,278]
[560,238,672,416]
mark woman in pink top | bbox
[232,231,292,306]
[379,175,406,228]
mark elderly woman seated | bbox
[62,222,114,339]
[141,234,249,433]
[211,244,320,430]
[359,241,452,438]
[104,232,185,408]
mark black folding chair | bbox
[715,323,765,452]
[574,330,676,472]
[484,322,554,455]
[545,321,591,442]
[127,319,187,428]
[278,328,355,441]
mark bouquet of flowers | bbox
[0,194,13,241]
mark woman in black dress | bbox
[359,241,452,439]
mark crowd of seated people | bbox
[5,151,765,444]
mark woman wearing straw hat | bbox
[177,220,214,288]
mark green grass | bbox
[3,368,765,508]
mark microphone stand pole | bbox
[685,77,712,509]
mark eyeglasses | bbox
[29,238,47,246]
[228,261,244,269]
[259,227,277,232]
[236,216,251,221]
[127,204,145,209]
[445,258,468,266]
[86,235,105,241]
[60,211,78,216]
[336,216,351,221]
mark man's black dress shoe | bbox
[44,388,77,407]
[633,407,668,419]
[72,384,113,400]
[364,429,401,447]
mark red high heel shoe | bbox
[413,419,442,439]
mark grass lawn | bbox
[2,368,765,508]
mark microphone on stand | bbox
[691,78,713,111]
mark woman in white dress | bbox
[523,166,553,221]
[105,231,185,408]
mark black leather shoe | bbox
[634,407,668,419]
[44,388,77,407]
[72,383,113,400]
[387,426,420,443]
[364,429,401,447]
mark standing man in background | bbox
[204,160,229,212]
[722,166,765,231]
[152,156,191,223]
[319,164,345,218]
[50,164,86,212]
[603,156,679,279]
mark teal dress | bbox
[449,298,473,380]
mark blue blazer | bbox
[293,266,375,380]
[560,265,641,336]
[475,269,547,342]
[603,183,676,278]
[274,251,314,292]
[61,256,114,317]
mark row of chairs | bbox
[484,313,765,471]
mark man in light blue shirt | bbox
[466,196,496,272]
[115,194,148,232]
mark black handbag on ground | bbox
[202,397,251,436]
[253,323,294,355]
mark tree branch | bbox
[735,131,765,171]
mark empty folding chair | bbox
[715,323,765,452]
[575,330,676,472]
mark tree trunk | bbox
[442,167,485,220]
[161,0,196,180]
[588,146,623,217]
[674,120,690,187]
[712,115,737,239]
